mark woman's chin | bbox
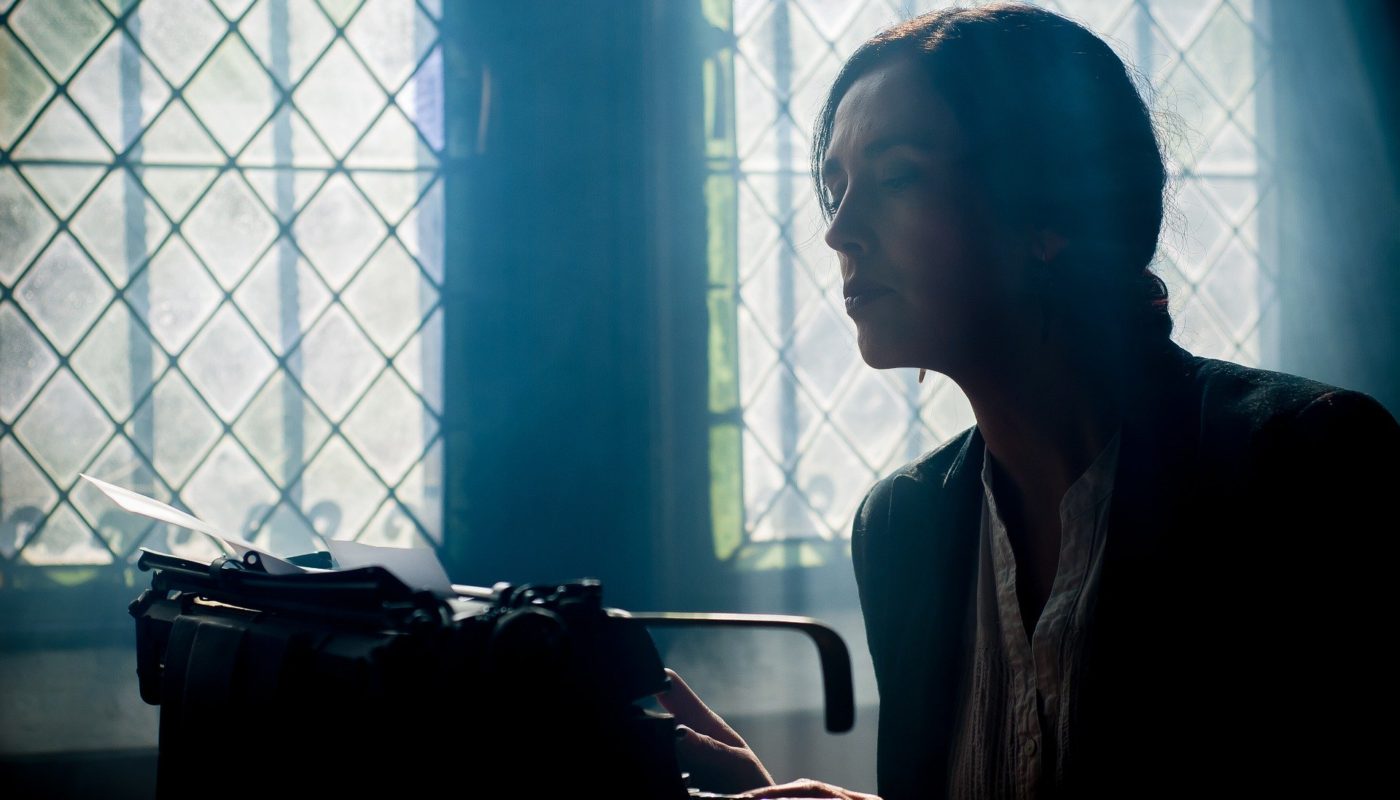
[855,337,912,371]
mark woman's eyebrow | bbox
[823,135,943,176]
[862,135,941,158]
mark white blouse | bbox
[947,428,1122,799]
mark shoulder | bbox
[852,425,976,538]
[1165,349,1399,483]
[1189,353,1346,421]
[1182,351,1398,443]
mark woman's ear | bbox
[1032,228,1068,262]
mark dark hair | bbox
[812,2,1173,351]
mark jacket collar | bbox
[903,339,1199,495]
[909,337,1205,648]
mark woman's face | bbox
[821,57,1034,377]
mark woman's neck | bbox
[956,327,1130,512]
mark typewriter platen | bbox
[130,549,854,799]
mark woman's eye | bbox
[823,188,844,214]
[880,172,918,190]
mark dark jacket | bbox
[851,341,1399,799]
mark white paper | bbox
[326,540,454,597]
[79,473,310,575]
[80,474,449,589]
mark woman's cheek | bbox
[891,219,975,307]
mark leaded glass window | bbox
[705,0,1271,566]
[0,0,444,588]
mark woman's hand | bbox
[736,779,881,799]
[657,668,775,795]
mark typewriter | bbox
[130,549,854,799]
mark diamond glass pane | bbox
[142,166,220,222]
[69,302,167,421]
[292,173,386,288]
[183,34,279,155]
[70,168,170,285]
[0,28,52,150]
[342,370,439,483]
[18,503,114,565]
[0,301,60,421]
[710,0,1272,563]
[0,1,445,572]
[292,304,383,420]
[0,437,59,559]
[345,0,435,93]
[127,370,220,487]
[293,436,388,542]
[183,171,279,288]
[8,0,110,82]
[293,40,385,158]
[140,100,225,165]
[17,164,106,220]
[342,238,437,354]
[233,371,331,486]
[134,0,227,88]
[240,0,335,89]
[14,233,114,354]
[179,304,277,421]
[0,167,57,283]
[234,240,332,354]
[12,95,111,162]
[67,29,170,154]
[127,236,223,352]
[13,369,114,485]
[71,436,169,559]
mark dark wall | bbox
[1274,1,1400,415]
[440,2,712,610]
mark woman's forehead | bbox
[824,59,962,167]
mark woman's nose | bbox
[823,198,868,258]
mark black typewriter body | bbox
[130,550,853,799]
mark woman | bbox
[662,4,1399,799]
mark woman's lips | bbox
[845,288,895,314]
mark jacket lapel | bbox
[875,426,985,797]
